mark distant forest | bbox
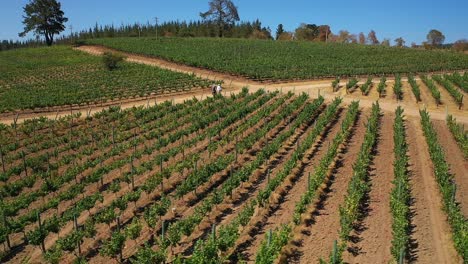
[0,20,273,51]
[2,20,466,52]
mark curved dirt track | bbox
[0,45,466,125]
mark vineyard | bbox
[86,37,468,81]
[0,46,214,113]
[0,88,466,264]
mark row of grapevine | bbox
[360,77,373,95]
[433,75,464,108]
[421,75,441,105]
[445,72,468,93]
[332,77,340,92]
[179,97,341,263]
[292,101,360,224]
[390,107,411,262]
[377,77,387,98]
[407,74,421,102]
[323,102,381,263]
[255,101,360,264]
[393,74,403,100]
[420,110,467,262]
[346,78,359,93]
[446,115,468,159]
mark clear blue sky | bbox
[1,0,467,44]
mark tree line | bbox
[1,0,466,52]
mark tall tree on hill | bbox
[452,39,468,52]
[394,37,405,47]
[19,0,68,46]
[277,31,294,41]
[317,25,331,42]
[426,29,445,47]
[295,23,319,41]
[358,32,366,44]
[276,24,284,40]
[338,30,352,43]
[381,38,390,46]
[200,0,240,37]
[367,30,379,45]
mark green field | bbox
[88,37,468,81]
[0,46,211,112]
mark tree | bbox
[200,0,239,37]
[276,24,284,40]
[249,20,272,40]
[359,32,366,44]
[394,37,405,47]
[452,39,468,52]
[317,25,331,42]
[367,30,379,45]
[19,0,68,46]
[295,23,319,41]
[337,30,352,43]
[381,38,390,46]
[102,52,124,70]
[250,29,271,40]
[277,32,294,41]
[427,29,445,46]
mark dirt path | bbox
[406,118,462,264]
[432,120,468,217]
[240,108,347,262]
[342,112,395,264]
[402,82,418,105]
[1,46,467,125]
[289,111,368,263]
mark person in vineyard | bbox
[216,84,222,95]
[212,84,217,96]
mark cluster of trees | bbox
[288,26,386,45]
[4,0,465,52]
[69,20,273,40]
[0,39,43,51]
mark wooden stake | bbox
[21,151,27,177]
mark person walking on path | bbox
[216,84,222,96]
[212,84,217,96]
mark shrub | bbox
[103,52,124,70]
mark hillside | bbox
[87,37,468,81]
[0,46,211,112]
